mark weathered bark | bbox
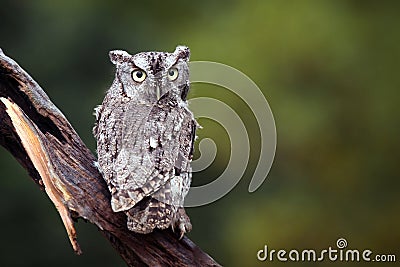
[0,48,220,267]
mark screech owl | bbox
[93,46,196,237]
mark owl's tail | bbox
[125,197,173,234]
[125,197,192,238]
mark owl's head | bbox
[109,46,190,104]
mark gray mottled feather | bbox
[94,46,195,235]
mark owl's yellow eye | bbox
[132,69,146,82]
[168,67,179,81]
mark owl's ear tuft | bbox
[174,46,190,61]
[109,50,131,65]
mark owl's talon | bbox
[174,208,191,240]
[178,222,188,240]
[179,229,185,240]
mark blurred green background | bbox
[0,1,399,266]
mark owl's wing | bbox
[94,96,146,210]
[106,98,195,212]
[124,103,196,234]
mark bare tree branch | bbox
[0,48,220,267]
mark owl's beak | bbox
[156,86,161,100]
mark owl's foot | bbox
[172,207,192,239]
